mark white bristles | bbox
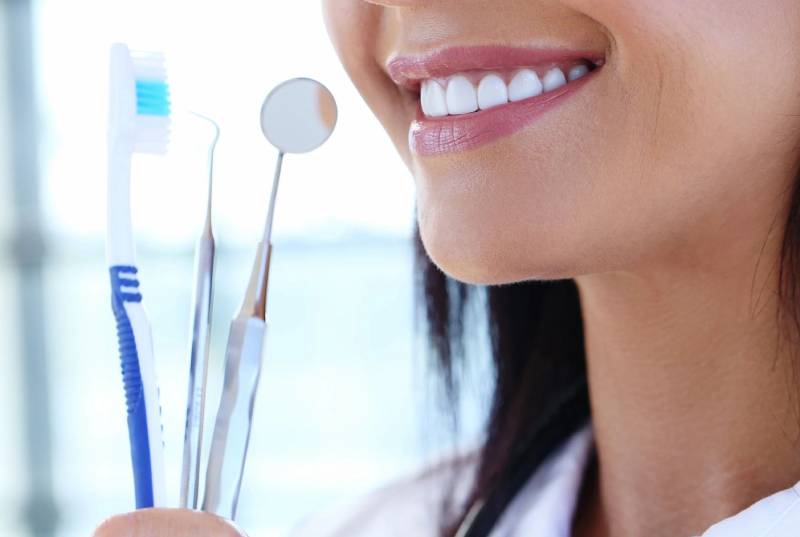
[130,49,171,153]
[134,67,168,81]
[134,116,171,153]
[132,63,167,81]
[130,51,167,78]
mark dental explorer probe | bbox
[180,113,219,509]
[201,151,283,520]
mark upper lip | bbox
[386,45,605,92]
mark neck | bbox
[573,206,800,536]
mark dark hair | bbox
[416,170,800,535]
[412,220,591,536]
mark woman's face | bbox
[323,0,800,284]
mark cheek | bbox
[323,0,414,164]
[572,0,800,168]
[418,0,800,285]
[322,0,380,88]
[598,0,800,250]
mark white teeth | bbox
[446,75,479,115]
[421,80,448,117]
[568,64,589,82]
[508,69,543,102]
[542,68,567,92]
[420,62,595,118]
[477,73,508,110]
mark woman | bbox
[94,1,800,536]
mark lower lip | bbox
[408,67,600,157]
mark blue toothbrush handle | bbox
[110,265,165,508]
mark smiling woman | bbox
[94,0,800,536]
[319,1,800,536]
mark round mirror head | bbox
[260,78,338,154]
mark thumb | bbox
[93,508,247,537]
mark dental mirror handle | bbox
[202,150,281,518]
[202,240,273,520]
[201,314,266,520]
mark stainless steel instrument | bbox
[202,78,337,520]
[180,113,219,510]
[201,153,280,519]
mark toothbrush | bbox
[106,42,170,509]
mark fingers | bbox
[93,508,247,537]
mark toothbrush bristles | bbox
[131,50,171,154]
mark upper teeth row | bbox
[420,65,590,118]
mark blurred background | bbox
[0,1,491,536]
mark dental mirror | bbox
[260,77,338,154]
[257,76,338,279]
[203,78,337,520]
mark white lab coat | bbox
[290,423,800,536]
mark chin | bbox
[417,208,580,286]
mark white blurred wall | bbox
[26,2,432,536]
[35,0,417,248]
[0,2,492,536]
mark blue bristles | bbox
[136,80,171,117]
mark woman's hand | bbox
[93,508,247,537]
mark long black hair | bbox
[413,220,591,536]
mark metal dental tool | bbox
[202,78,338,520]
[180,113,220,510]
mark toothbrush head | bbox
[109,43,171,154]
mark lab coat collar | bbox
[494,422,800,536]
